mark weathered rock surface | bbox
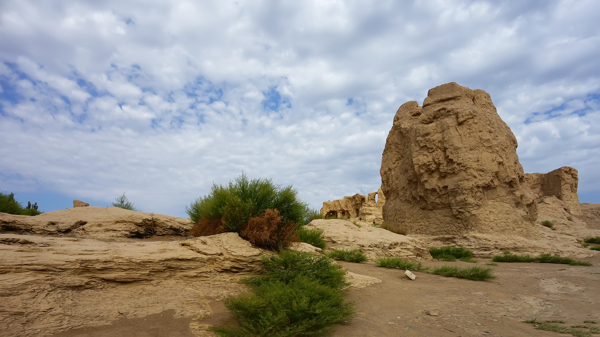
[0,232,262,337]
[73,200,89,207]
[306,219,431,260]
[525,166,581,215]
[321,188,385,224]
[0,206,193,239]
[381,82,537,236]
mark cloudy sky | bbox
[1,1,599,218]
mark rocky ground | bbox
[1,203,599,337]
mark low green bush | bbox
[296,228,326,250]
[524,318,599,336]
[213,251,354,337]
[429,246,476,262]
[584,237,600,244]
[431,266,495,281]
[590,246,600,251]
[186,174,307,249]
[0,191,42,216]
[303,208,324,224]
[326,249,368,263]
[246,250,349,290]
[375,257,427,271]
[492,251,592,266]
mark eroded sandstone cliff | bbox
[381,82,537,236]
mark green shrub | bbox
[303,208,324,224]
[429,246,475,262]
[326,249,368,263]
[246,250,349,290]
[186,174,307,249]
[431,266,495,281]
[541,220,555,230]
[584,237,600,244]
[492,251,592,266]
[375,257,427,271]
[215,277,354,337]
[297,228,327,250]
[590,246,600,251]
[213,251,354,337]
[524,318,599,337]
[112,193,139,211]
[0,191,42,216]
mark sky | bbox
[1,0,599,218]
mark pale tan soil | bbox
[51,255,600,337]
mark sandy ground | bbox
[49,251,600,337]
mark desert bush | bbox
[0,191,42,216]
[429,246,476,262]
[524,318,599,336]
[213,251,354,337]
[186,174,307,249]
[303,208,323,224]
[246,250,349,290]
[112,193,139,211]
[375,257,427,271]
[541,220,555,230]
[296,228,326,250]
[431,266,495,281]
[492,251,592,266]
[326,249,368,263]
[239,209,297,250]
[584,237,600,244]
[215,276,354,337]
[377,222,407,235]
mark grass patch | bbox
[431,266,495,281]
[582,243,590,248]
[486,263,498,266]
[590,246,600,251]
[584,237,600,244]
[538,199,545,204]
[297,228,327,250]
[545,320,565,323]
[352,220,361,228]
[214,251,354,337]
[326,249,368,263]
[303,208,324,224]
[375,257,427,272]
[541,220,555,230]
[523,319,598,337]
[429,246,476,262]
[584,320,597,324]
[492,251,592,266]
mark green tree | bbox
[112,193,139,211]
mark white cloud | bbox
[1,0,600,217]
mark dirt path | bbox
[51,255,600,337]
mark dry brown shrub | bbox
[240,209,298,249]
[189,216,225,237]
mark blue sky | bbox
[1,0,599,217]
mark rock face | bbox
[73,200,89,207]
[525,166,581,215]
[321,189,385,224]
[381,82,537,236]
[306,219,431,260]
[0,232,263,337]
[0,206,193,239]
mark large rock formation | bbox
[381,82,537,236]
[525,166,581,215]
[0,206,193,239]
[320,189,385,224]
